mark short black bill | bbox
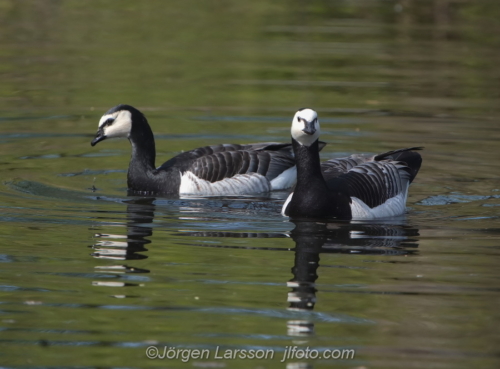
[302,119,317,135]
[90,130,106,146]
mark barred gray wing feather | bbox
[183,144,295,183]
[339,161,412,208]
[321,147,422,184]
[321,154,374,181]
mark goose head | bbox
[291,108,320,146]
[91,104,141,146]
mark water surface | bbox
[0,1,499,368]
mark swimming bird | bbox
[282,108,422,219]
[90,104,299,196]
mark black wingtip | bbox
[374,147,424,161]
[374,147,423,183]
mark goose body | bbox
[282,108,422,220]
[91,105,297,196]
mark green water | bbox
[1,1,499,368]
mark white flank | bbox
[270,166,297,190]
[350,186,409,220]
[281,192,294,216]
[179,171,271,196]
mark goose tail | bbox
[375,147,423,184]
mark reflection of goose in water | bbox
[89,197,418,333]
[89,196,287,290]
[177,219,419,255]
[176,217,419,337]
[90,198,155,289]
[285,220,419,337]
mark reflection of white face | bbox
[291,108,320,146]
[98,110,132,138]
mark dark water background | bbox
[0,1,499,368]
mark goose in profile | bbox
[90,104,299,196]
[282,108,422,219]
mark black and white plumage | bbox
[282,108,423,220]
[90,104,298,196]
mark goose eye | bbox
[104,118,115,126]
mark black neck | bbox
[128,113,157,187]
[287,138,352,219]
[292,138,326,189]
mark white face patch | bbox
[291,109,320,146]
[98,110,132,139]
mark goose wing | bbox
[321,147,422,184]
[187,147,295,183]
[159,143,296,183]
[321,154,374,181]
[373,147,423,183]
[323,147,422,209]
[337,160,412,208]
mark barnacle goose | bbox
[90,104,299,196]
[282,108,422,219]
